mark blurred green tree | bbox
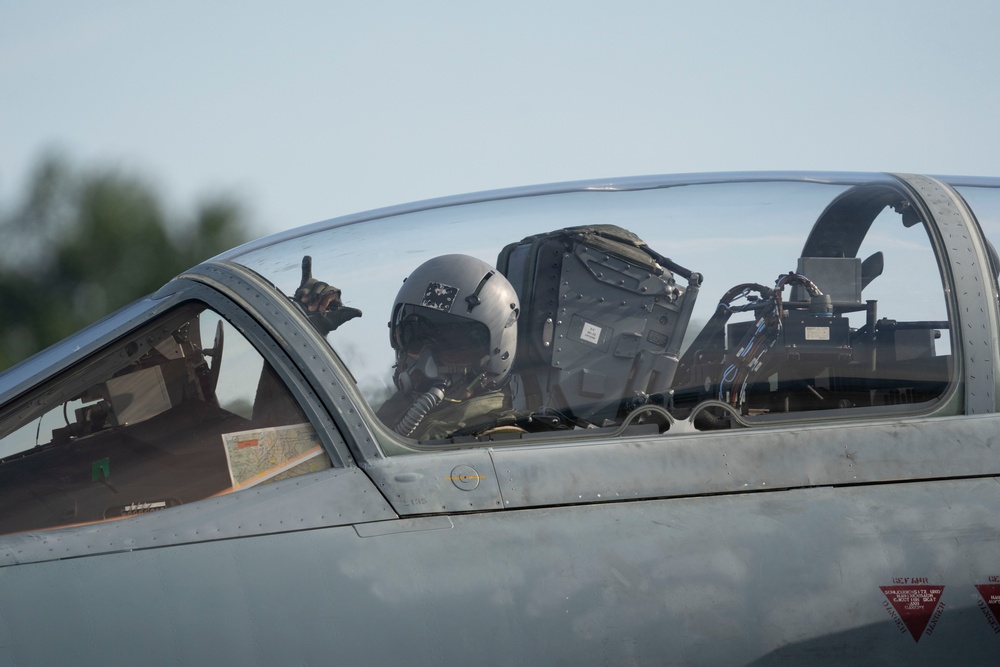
[0,152,252,370]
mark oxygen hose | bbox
[394,384,446,437]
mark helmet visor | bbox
[393,306,492,367]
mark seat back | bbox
[497,225,699,426]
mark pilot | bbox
[375,254,520,440]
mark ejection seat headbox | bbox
[497,225,701,427]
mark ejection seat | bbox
[496,225,700,429]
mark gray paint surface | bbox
[0,478,998,665]
[1,172,1000,665]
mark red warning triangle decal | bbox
[975,584,1000,625]
[879,585,944,642]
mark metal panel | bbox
[1,477,998,665]
[894,174,1000,414]
[490,412,1000,509]
[0,466,396,567]
[363,447,504,515]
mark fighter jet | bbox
[0,172,998,665]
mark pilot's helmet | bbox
[389,254,519,395]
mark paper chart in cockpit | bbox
[221,422,329,490]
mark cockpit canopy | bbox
[226,173,961,440]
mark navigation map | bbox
[221,422,330,490]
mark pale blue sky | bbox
[3,1,999,237]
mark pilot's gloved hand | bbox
[315,304,363,333]
[294,256,362,335]
[295,273,341,313]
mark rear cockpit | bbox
[228,174,958,446]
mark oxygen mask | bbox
[392,307,491,394]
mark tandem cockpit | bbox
[0,173,972,536]
[232,174,958,445]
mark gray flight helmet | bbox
[389,254,520,393]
